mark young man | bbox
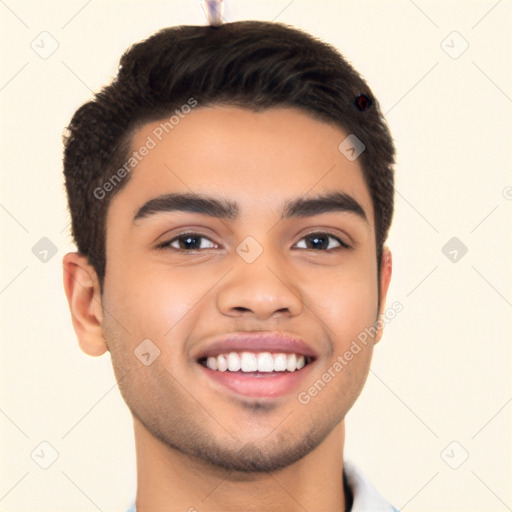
[62,20,397,511]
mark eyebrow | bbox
[133,191,367,223]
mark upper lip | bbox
[194,332,318,361]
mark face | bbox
[100,106,389,473]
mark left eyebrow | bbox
[133,191,367,223]
[281,191,367,222]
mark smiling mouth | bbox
[198,351,314,373]
[197,351,316,398]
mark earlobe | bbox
[374,247,392,344]
[62,252,108,356]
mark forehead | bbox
[108,106,374,227]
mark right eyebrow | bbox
[133,193,239,222]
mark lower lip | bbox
[198,362,314,398]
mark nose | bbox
[216,249,304,321]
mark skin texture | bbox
[63,106,392,512]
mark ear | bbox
[62,252,107,356]
[374,246,392,344]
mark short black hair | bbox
[63,20,395,289]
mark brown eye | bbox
[159,233,216,251]
[294,233,350,251]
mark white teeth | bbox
[257,352,274,372]
[240,352,258,372]
[286,353,297,372]
[203,351,310,373]
[227,352,241,372]
[217,354,228,372]
[273,353,287,372]
[206,356,217,370]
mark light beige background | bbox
[1,0,511,511]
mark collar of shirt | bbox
[343,459,399,511]
[125,460,398,512]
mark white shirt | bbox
[344,459,399,511]
[126,460,398,511]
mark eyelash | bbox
[157,231,351,253]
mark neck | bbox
[133,417,347,512]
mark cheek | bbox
[102,258,222,359]
[305,262,379,342]
[334,280,378,337]
[297,275,378,414]
[103,269,193,340]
